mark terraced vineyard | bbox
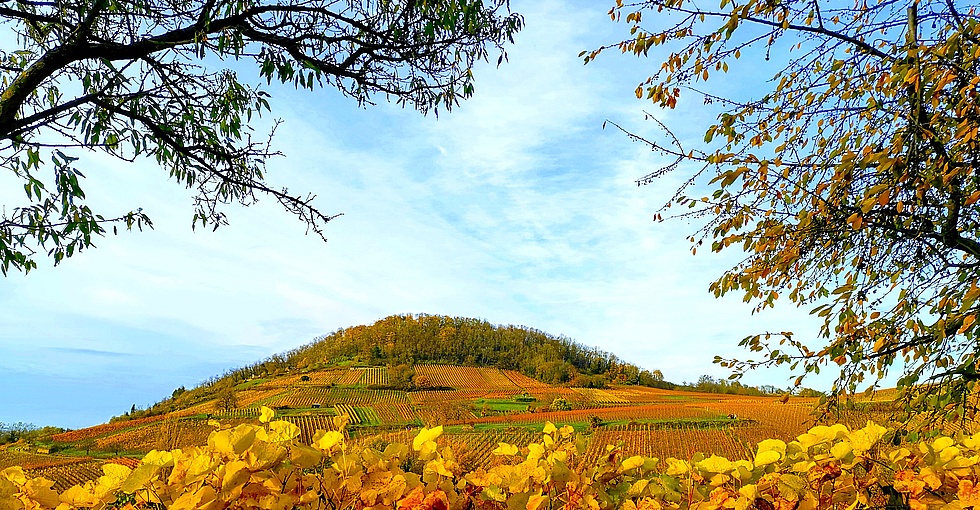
[49,414,170,443]
[0,451,91,470]
[415,365,519,392]
[13,362,852,494]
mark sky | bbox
[0,0,834,429]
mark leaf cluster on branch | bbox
[0,0,523,274]
[591,0,980,418]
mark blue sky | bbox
[0,0,829,429]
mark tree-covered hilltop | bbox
[281,314,668,388]
[119,314,672,422]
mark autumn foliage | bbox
[2,406,980,510]
[592,0,980,415]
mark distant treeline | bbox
[0,422,63,444]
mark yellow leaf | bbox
[831,442,853,460]
[622,455,645,471]
[141,450,174,467]
[629,479,650,497]
[542,422,557,434]
[220,460,250,499]
[665,458,689,475]
[757,439,786,456]
[527,443,545,461]
[266,420,301,442]
[99,463,132,489]
[527,493,549,510]
[23,477,60,509]
[60,484,98,507]
[245,440,287,471]
[332,414,350,430]
[120,464,159,493]
[1,467,26,486]
[697,455,734,473]
[847,421,886,453]
[491,441,515,456]
[425,458,454,477]
[754,450,781,467]
[259,406,276,423]
[290,444,323,469]
[412,426,443,452]
[313,430,345,452]
[208,424,259,456]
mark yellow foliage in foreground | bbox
[0,408,976,510]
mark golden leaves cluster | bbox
[4,410,980,510]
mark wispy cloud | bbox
[0,0,837,428]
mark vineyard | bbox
[27,457,140,492]
[233,388,283,408]
[461,402,721,427]
[272,387,409,408]
[49,414,169,443]
[93,418,219,452]
[572,387,630,406]
[17,361,850,496]
[582,424,750,465]
[444,428,539,471]
[414,365,519,391]
[501,370,551,389]
[281,415,342,444]
[0,451,90,470]
[408,390,487,404]
[371,403,418,425]
[361,366,389,386]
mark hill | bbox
[0,314,873,491]
[231,314,672,388]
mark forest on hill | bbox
[108,314,789,425]
[223,314,670,389]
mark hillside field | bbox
[1,363,889,490]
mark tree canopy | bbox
[594,0,980,418]
[0,0,522,274]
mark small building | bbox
[312,403,321,409]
